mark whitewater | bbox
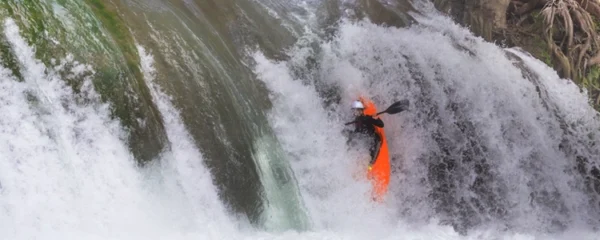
[2,0,600,239]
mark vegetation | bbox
[507,0,600,108]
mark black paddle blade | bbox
[378,99,409,115]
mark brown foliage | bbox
[511,0,600,106]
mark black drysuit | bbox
[351,115,384,164]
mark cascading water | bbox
[252,0,600,237]
[1,0,600,239]
[2,0,311,231]
[0,17,238,239]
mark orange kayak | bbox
[358,97,391,202]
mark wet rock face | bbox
[357,0,414,28]
[433,0,510,41]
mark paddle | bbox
[375,99,410,116]
[345,99,410,125]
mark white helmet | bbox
[351,100,364,109]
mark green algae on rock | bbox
[0,0,168,163]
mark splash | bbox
[253,7,600,238]
[0,17,157,239]
[0,17,230,240]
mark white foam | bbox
[3,0,600,237]
[136,44,239,234]
[0,18,159,239]
[0,17,233,240]
[252,8,600,240]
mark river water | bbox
[1,0,599,239]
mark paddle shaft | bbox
[344,99,409,125]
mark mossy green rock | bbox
[0,0,167,163]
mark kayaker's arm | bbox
[371,117,384,128]
[358,116,384,128]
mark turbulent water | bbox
[1,0,600,239]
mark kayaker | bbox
[344,97,409,201]
[349,100,384,167]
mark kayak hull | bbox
[359,97,391,201]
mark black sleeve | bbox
[360,116,384,128]
[371,117,384,128]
